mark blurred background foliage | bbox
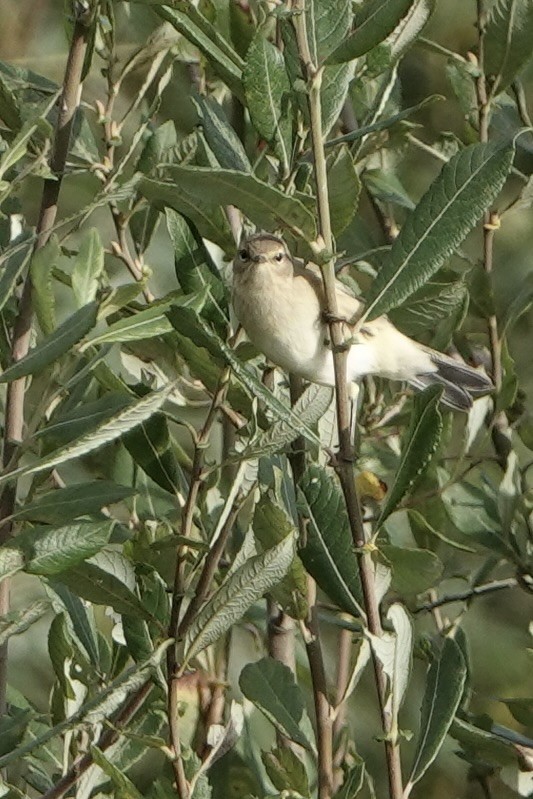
[1,1,533,798]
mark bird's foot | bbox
[322,310,348,325]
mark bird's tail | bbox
[409,350,492,411]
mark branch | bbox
[166,369,230,798]
[414,578,517,614]
[292,4,403,798]
[0,4,92,718]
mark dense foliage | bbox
[0,1,533,798]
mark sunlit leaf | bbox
[364,139,515,319]
[184,535,295,665]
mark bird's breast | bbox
[233,270,334,383]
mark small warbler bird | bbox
[232,233,492,411]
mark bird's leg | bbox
[321,309,349,325]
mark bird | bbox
[232,233,492,411]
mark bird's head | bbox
[233,233,293,277]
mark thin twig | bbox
[292,4,403,797]
[414,577,517,614]
[332,625,353,787]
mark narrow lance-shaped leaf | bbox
[378,385,443,525]
[326,0,413,63]
[366,0,436,76]
[244,33,292,174]
[484,0,533,93]
[0,381,177,489]
[21,521,114,576]
[298,465,363,616]
[30,235,59,335]
[183,535,295,666]
[140,167,316,239]
[363,139,515,320]
[155,6,244,100]
[239,657,312,750]
[0,302,98,384]
[405,637,467,794]
[11,481,137,524]
[306,0,352,62]
[71,228,105,307]
[191,95,250,173]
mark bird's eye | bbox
[239,249,249,260]
[274,252,284,262]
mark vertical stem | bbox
[0,7,92,718]
[475,0,512,466]
[166,371,230,798]
[292,4,403,798]
[289,377,333,796]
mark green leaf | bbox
[389,274,468,341]
[381,544,443,595]
[140,176,234,255]
[90,746,144,799]
[369,604,412,740]
[244,33,292,173]
[366,0,436,76]
[449,716,519,766]
[71,228,105,307]
[306,0,353,63]
[326,0,413,63]
[166,210,227,320]
[0,235,32,313]
[239,657,312,750]
[501,271,533,335]
[48,612,75,700]
[378,386,443,525]
[364,139,515,319]
[502,698,533,729]
[86,304,173,346]
[262,745,310,796]
[30,235,59,335]
[155,5,244,100]
[328,146,361,238]
[20,521,114,576]
[253,497,308,620]
[0,600,50,647]
[184,535,295,665]
[405,638,467,790]
[321,62,354,137]
[11,481,137,524]
[0,302,98,384]
[56,549,153,621]
[484,0,533,93]
[0,382,177,489]
[141,167,316,239]
[0,710,32,759]
[240,383,334,459]
[440,476,509,553]
[364,167,415,210]
[191,94,250,173]
[298,465,363,616]
[45,581,100,666]
[123,413,182,495]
